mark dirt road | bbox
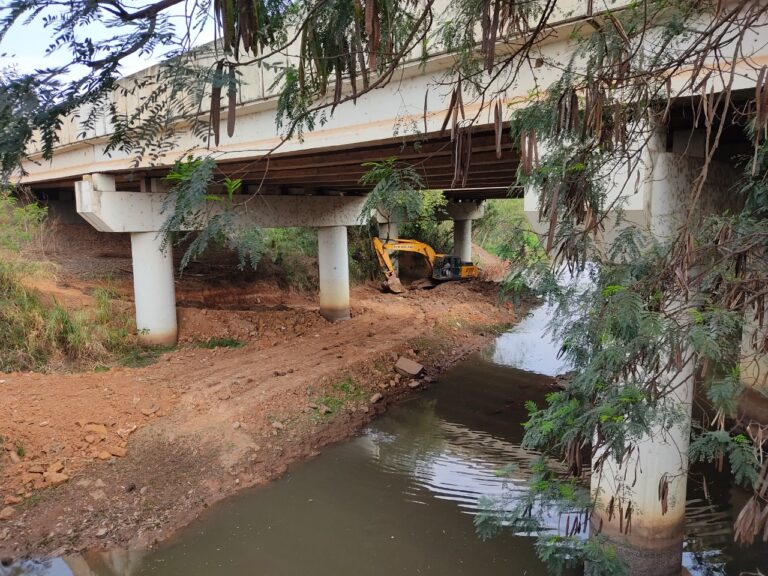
[0,275,518,561]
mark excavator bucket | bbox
[384,274,406,293]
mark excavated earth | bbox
[0,224,519,561]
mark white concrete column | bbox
[591,355,694,575]
[377,220,399,242]
[591,135,696,575]
[317,226,350,322]
[453,219,472,262]
[130,231,178,346]
[377,220,399,272]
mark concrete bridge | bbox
[13,3,768,572]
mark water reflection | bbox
[487,304,571,375]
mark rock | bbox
[47,461,64,474]
[0,507,15,521]
[38,421,48,427]
[3,496,21,506]
[271,421,285,430]
[21,473,40,485]
[97,451,112,460]
[117,424,137,439]
[140,404,159,416]
[27,464,44,474]
[84,423,108,436]
[45,472,69,486]
[232,422,241,430]
[395,357,424,378]
[0,557,11,567]
[307,402,319,410]
[90,489,107,501]
[96,527,108,538]
[94,479,106,488]
[84,435,98,444]
[320,405,332,415]
[107,446,127,458]
[370,393,383,404]
[75,479,93,488]
[408,380,421,389]
[8,452,19,464]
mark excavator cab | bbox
[433,255,477,280]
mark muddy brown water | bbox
[4,307,768,576]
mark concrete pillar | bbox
[317,226,350,322]
[130,231,178,346]
[453,219,472,262]
[377,220,399,272]
[377,220,399,242]
[591,355,695,575]
[591,135,696,575]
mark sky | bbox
[0,1,216,78]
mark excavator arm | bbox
[372,237,441,293]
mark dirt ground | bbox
[0,224,520,561]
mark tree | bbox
[2,0,768,573]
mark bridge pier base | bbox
[130,231,178,346]
[317,225,351,322]
[452,219,472,263]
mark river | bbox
[4,305,767,575]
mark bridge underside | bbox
[26,125,520,201]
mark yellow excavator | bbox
[372,237,479,293]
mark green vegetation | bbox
[0,192,165,372]
[199,337,245,349]
[0,190,47,252]
[473,199,543,263]
[311,377,367,416]
[0,261,164,371]
[263,227,318,291]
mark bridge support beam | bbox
[130,232,178,346]
[317,226,351,322]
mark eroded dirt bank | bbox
[0,278,518,561]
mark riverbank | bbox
[0,278,521,561]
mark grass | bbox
[119,345,175,368]
[199,337,245,349]
[0,261,165,372]
[312,377,367,417]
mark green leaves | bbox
[359,157,425,223]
